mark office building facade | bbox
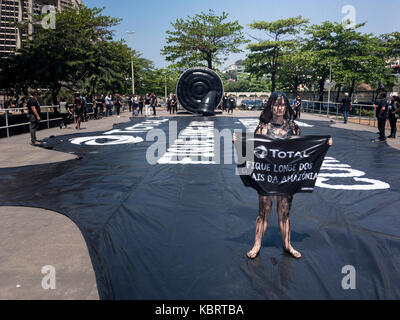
[0,0,82,54]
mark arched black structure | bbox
[176,67,224,116]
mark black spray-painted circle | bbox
[176,67,224,114]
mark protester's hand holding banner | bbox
[234,133,331,195]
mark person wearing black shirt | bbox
[341,93,352,124]
[376,92,388,141]
[128,95,133,112]
[150,93,157,116]
[170,94,178,114]
[97,94,105,118]
[294,95,302,119]
[138,96,144,116]
[131,94,138,115]
[388,95,400,139]
[227,95,236,114]
[222,93,229,112]
[26,90,41,146]
[114,93,122,117]
[166,96,171,113]
[74,93,84,130]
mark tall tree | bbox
[382,32,400,74]
[277,46,314,96]
[245,16,309,92]
[161,10,248,69]
[0,6,156,102]
[303,21,341,102]
[306,22,395,101]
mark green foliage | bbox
[0,6,160,102]
[382,32,400,73]
[304,21,397,99]
[224,76,270,92]
[161,9,248,69]
[245,16,309,92]
[223,70,238,81]
[276,47,314,94]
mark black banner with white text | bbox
[235,133,331,195]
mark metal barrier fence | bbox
[0,100,394,138]
[0,106,63,138]
[297,100,379,127]
[0,104,95,138]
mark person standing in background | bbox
[27,89,41,146]
[128,95,133,113]
[97,94,105,118]
[144,93,151,117]
[93,95,99,120]
[105,94,112,117]
[388,95,400,139]
[170,94,178,114]
[131,94,137,113]
[59,96,74,129]
[375,92,388,142]
[114,93,122,117]
[227,95,236,114]
[222,93,229,112]
[81,94,88,122]
[138,95,144,116]
[340,93,352,124]
[131,94,138,116]
[294,95,302,120]
[150,93,157,116]
[74,93,83,130]
[166,95,172,113]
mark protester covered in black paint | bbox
[233,91,333,260]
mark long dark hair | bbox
[259,91,294,124]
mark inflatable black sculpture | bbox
[176,67,224,116]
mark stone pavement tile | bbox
[0,207,99,300]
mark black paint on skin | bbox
[0,117,400,299]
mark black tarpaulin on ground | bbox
[0,117,399,299]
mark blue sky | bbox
[84,0,400,69]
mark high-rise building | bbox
[0,0,82,54]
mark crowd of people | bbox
[338,91,400,141]
[374,92,400,141]
[58,92,162,130]
[221,93,237,113]
[17,88,400,147]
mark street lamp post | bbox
[127,31,135,95]
[164,64,169,102]
[165,74,168,101]
[327,62,332,118]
